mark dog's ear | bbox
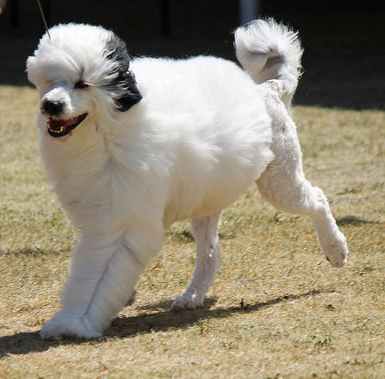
[104,34,142,112]
[112,69,142,112]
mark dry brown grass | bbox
[0,86,384,378]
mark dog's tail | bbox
[234,18,303,106]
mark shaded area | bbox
[0,288,333,357]
[135,296,218,312]
[0,1,384,109]
[337,215,383,226]
[289,12,385,109]
[0,331,68,359]
[108,289,334,339]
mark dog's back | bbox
[131,55,262,114]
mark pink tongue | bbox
[63,118,74,127]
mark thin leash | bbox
[35,0,51,39]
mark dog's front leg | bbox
[40,235,144,339]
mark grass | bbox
[0,85,384,378]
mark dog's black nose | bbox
[41,99,65,116]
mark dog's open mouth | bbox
[47,113,88,138]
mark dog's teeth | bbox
[49,128,62,135]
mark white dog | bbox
[26,19,349,339]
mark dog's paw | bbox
[323,231,349,268]
[40,311,102,340]
[171,292,204,311]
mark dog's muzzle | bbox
[47,113,88,138]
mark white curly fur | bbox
[26,19,349,339]
[235,18,303,106]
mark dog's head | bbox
[26,23,142,139]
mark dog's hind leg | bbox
[256,102,349,267]
[171,213,221,310]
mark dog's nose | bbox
[41,99,65,116]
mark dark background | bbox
[0,1,384,109]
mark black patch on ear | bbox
[104,34,142,112]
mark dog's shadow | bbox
[0,289,332,358]
[336,215,381,226]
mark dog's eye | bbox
[74,80,89,89]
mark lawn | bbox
[0,85,384,378]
